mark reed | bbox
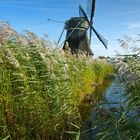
[90,36,140,140]
[0,21,114,139]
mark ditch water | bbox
[100,77,126,110]
[80,76,126,140]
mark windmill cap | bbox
[65,17,89,30]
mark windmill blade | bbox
[88,0,96,46]
[79,4,108,49]
[86,0,96,20]
[91,26,108,49]
[89,27,92,45]
[48,18,64,24]
[79,6,84,17]
[86,0,92,16]
[60,19,84,47]
[90,0,96,21]
[79,4,92,46]
[57,26,65,44]
[79,5,89,21]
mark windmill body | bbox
[56,0,108,55]
[63,17,93,55]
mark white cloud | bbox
[127,22,140,29]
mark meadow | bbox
[0,21,114,140]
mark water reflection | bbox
[78,78,113,122]
[80,77,125,140]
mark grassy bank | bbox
[0,46,114,139]
[0,21,114,139]
[87,36,140,140]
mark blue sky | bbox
[0,0,140,56]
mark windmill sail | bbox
[86,0,96,18]
[79,6,85,17]
[79,4,108,49]
[89,0,96,45]
[91,27,108,49]
[79,5,89,21]
[86,0,92,17]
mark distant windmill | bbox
[49,0,108,55]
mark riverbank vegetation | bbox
[87,36,140,140]
[0,21,114,140]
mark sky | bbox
[0,0,140,57]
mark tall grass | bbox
[0,21,114,139]
[88,36,140,140]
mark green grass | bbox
[0,46,114,140]
[0,21,114,139]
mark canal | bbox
[80,76,126,140]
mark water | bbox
[100,79,126,109]
[80,77,126,140]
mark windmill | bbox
[53,0,108,55]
